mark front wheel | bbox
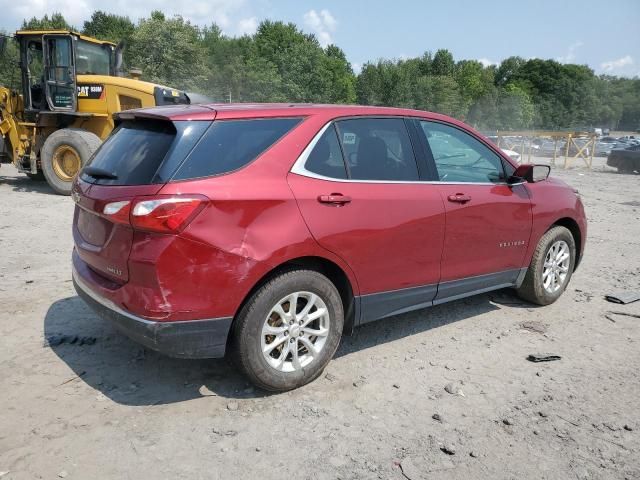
[517,226,576,305]
[41,129,102,195]
[230,270,344,392]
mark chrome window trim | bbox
[289,120,507,187]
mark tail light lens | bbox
[131,195,207,233]
[101,195,207,233]
[102,201,131,225]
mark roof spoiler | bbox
[114,104,217,122]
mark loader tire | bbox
[41,129,101,195]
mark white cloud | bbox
[352,62,362,74]
[557,41,583,63]
[237,16,258,35]
[0,0,246,31]
[478,58,497,67]
[600,55,634,72]
[303,9,337,47]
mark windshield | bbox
[75,40,111,75]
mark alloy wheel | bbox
[261,291,330,373]
[542,240,570,294]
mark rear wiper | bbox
[83,166,118,180]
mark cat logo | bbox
[77,84,104,100]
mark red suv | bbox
[72,104,586,391]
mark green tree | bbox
[432,49,455,76]
[82,11,135,45]
[0,32,21,90]
[22,13,72,30]
[127,11,207,91]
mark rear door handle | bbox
[318,194,352,205]
[447,193,471,203]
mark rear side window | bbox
[335,118,419,181]
[172,118,302,180]
[305,125,348,179]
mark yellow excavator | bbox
[0,30,190,194]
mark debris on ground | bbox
[444,382,465,396]
[45,335,97,347]
[520,321,548,334]
[607,311,640,320]
[199,385,217,397]
[352,376,367,387]
[527,353,562,363]
[432,413,443,422]
[58,371,86,387]
[324,372,337,382]
[604,292,640,305]
[440,444,456,455]
[226,402,239,411]
[397,457,420,480]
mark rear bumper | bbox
[72,267,233,359]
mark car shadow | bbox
[0,174,56,194]
[44,290,527,406]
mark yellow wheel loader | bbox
[0,30,190,195]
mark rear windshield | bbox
[81,117,301,185]
[171,117,302,180]
[81,120,208,186]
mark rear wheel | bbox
[517,226,576,305]
[231,270,344,392]
[41,129,101,195]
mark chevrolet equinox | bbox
[72,104,587,391]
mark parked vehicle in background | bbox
[607,144,640,173]
[501,148,521,163]
[483,136,521,162]
[595,139,628,157]
[71,104,587,391]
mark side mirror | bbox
[509,164,551,185]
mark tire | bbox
[41,128,102,195]
[517,226,576,306]
[230,270,344,392]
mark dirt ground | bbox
[0,157,638,480]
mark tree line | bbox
[1,11,639,132]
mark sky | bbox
[1,0,639,77]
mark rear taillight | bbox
[102,195,207,233]
[131,195,207,233]
[103,201,131,225]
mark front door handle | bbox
[318,194,352,205]
[447,193,471,203]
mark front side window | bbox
[420,121,506,183]
[336,118,419,181]
[75,40,111,75]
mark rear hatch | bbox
[72,109,303,285]
[73,114,213,284]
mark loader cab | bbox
[16,31,116,117]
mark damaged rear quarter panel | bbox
[156,117,360,320]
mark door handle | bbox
[447,193,471,203]
[318,194,352,205]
